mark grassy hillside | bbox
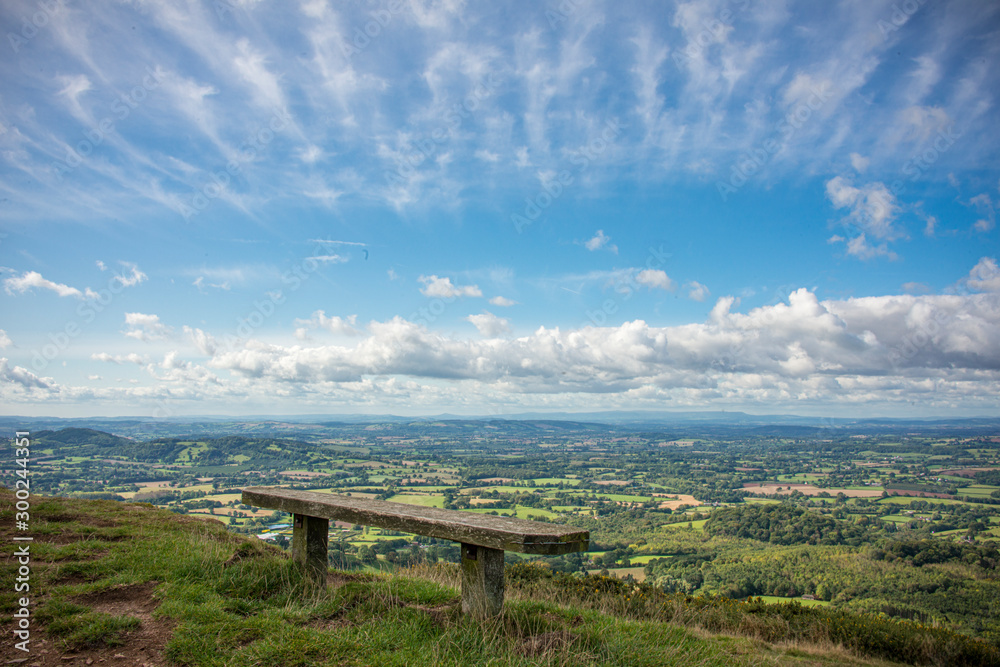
[0,490,994,667]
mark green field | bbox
[756,595,831,608]
[385,493,446,508]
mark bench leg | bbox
[460,543,504,618]
[291,513,329,586]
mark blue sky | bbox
[1,0,998,419]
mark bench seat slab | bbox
[243,487,589,555]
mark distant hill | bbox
[33,427,133,451]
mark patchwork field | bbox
[743,483,883,497]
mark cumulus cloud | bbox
[194,262,1000,409]
[0,330,11,349]
[6,262,1000,414]
[966,257,1000,293]
[584,230,618,253]
[849,153,869,172]
[123,313,173,341]
[466,311,510,337]
[184,327,218,355]
[294,311,360,339]
[830,233,899,261]
[489,296,517,307]
[685,281,710,302]
[418,275,482,298]
[636,269,675,291]
[0,358,49,389]
[825,176,905,258]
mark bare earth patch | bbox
[653,493,701,509]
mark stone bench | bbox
[241,487,589,618]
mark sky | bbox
[1,0,999,420]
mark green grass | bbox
[756,595,832,608]
[956,485,1000,497]
[879,496,966,506]
[661,519,707,531]
[385,493,446,508]
[4,491,996,667]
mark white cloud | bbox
[685,281,710,302]
[966,257,1000,293]
[902,282,931,294]
[514,147,530,168]
[418,275,482,298]
[825,176,903,242]
[123,313,173,342]
[636,269,675,291]
[489,296,517,307]
[116,262,148,287]
[466,311,510,337]
[90,352,147,365]
[96,260,107,271]
[4,271,89,298]
[298,145,323,163]
[6,260,1000,414]
[193,276,231,292]
[0,330,11,349]
[0,358,50,389]
[830,233,899,261]
[970,193,995,233]
[294,311,360,339]
[306,254,349,264]
[849,153,869,172]
[184,327,218,356]
[584,229,618,253]
[922,213,938,237]
[196,272,1000,403]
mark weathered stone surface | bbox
[242,487,588,555]
[461,543,504,618]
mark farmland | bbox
[3,414,1000,643]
